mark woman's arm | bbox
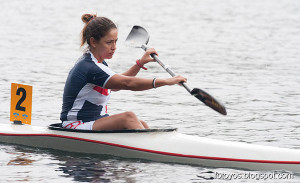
[121,63,144,77]
[122,48,158,77]
[105,74,187,91]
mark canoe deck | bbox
[48,123,177,133]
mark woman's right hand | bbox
[165,75,187,86]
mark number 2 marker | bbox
[10,83,32,125]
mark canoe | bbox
[0,122,299,172]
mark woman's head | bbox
[81,14,118,61]
[81,14,117,48]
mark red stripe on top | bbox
[93,86,109,96]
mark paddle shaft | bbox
[141,44,191,93]
[125,26,226,115]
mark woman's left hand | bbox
[139,48,158,65]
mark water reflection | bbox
[4,145,138,183]
[2,144,300,182]
[59,157,110,183]
[7,152,35,166]
[57,156,138,183]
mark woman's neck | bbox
[89,49,103,63]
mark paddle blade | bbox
[191,88,227,115]
[125,25,150,48]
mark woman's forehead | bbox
[104,28,118,39]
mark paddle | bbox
[125,25,227,115]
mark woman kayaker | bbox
[60,13,187,130]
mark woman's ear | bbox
[89,37,96,48]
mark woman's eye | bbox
[107,40,117,44]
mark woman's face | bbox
[92,28,118,62]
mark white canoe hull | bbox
[0,123,299,172]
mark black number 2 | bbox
[16,87,26,112]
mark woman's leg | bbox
[140,120,149,129]
[92,111,146,130]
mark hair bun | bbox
[81,14,97,23]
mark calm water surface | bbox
[0,0,300,182]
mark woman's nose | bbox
[112,42,116,50]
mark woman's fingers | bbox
[166,75,187,86]
[140,48,158,64]
[175,75,187,83]
[146,48,158,57]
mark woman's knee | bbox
[122,111,137,120]
[121,111,144,129]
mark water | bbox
[0,0,300,182]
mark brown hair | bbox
[81,14,117,48]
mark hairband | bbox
[89,16,95,21]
